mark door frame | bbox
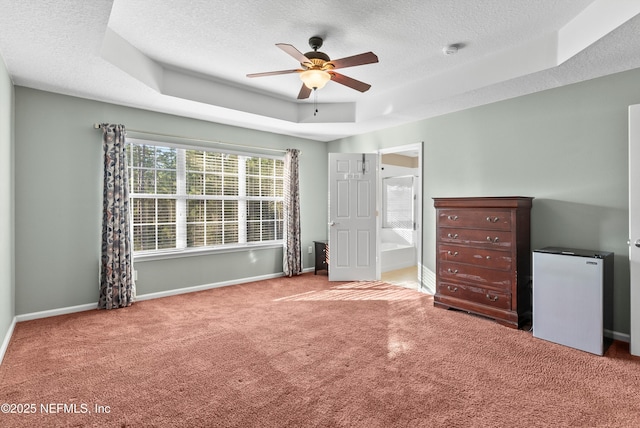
[629,104,640,356]
[377,143,424,291]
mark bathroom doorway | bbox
[378,143,423,291]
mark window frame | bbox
[126,138,285,261]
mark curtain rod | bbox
[93,123,293,154]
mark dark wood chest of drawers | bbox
[433,197,533,328]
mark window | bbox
[126,139,284,255]
[382,176,414,229]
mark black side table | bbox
[313,240,328,275]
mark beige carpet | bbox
[1,273,639,427]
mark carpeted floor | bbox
[1,273,639,427]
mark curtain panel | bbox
[283,148,302,276]
[99,124,134,309]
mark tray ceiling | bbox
[1,0,639,141]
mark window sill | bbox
[133,242,283,262]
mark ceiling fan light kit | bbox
[300,69,331,89]
[247,36,379,99]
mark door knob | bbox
[328,221,336,226]
[635,239,640,248]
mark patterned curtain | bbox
[283,148,302,276]
[99,124,134,309]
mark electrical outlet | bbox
[308,246,313,254]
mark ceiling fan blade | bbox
[276,43,312,65]
[297,84,312,100]
[329,72,371,92]
[328,52,378,70]
[247,69,301,78]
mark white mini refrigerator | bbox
[532,247,613,355]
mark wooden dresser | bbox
[433,197,533,328]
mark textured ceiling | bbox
[1,0,639,142]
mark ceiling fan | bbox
[247,36,379,100]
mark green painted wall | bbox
[328,68,640,336]
[14,87,328,315]
[0,53,14,346]
[12,67,640,336]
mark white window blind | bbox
[126,140,284,255]
[382,176,414,229]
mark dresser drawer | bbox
[437,281,511,311]
[438,244,512,271]
[438,228,513,249]
[439,261,512,288]
[438,209,511,231]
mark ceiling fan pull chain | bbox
[314,89,318,116]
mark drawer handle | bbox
[485,255,491,260]
[447,250,458,256]
[447,233,458,239]
[447,215,458,221]
[486,236,499,243]
[447,268,458,274]
[486,216,500,223]
[447,285,458,292]
[486,294,499,302]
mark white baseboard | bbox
[15,302,98,323]
[0,317,17,366]
[3,271,304,367]
[136,271,285,302]
[13,270,313,324]
[4,269,630,367]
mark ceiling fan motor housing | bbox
[303,36,331,68]
[304,52,331,67]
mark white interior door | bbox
[328,153,378,281]
[629,104,640,356]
